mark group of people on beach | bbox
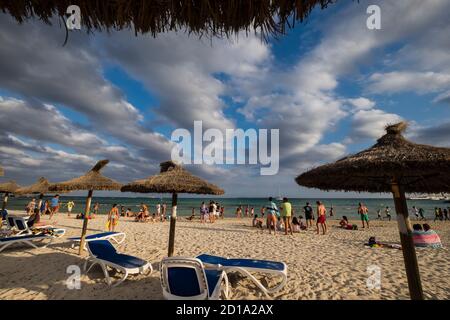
[26,195,67,220]
[250,197,329,235]
[433,207,450,221]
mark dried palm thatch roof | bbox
[0,166,4,177]
[49,160,122,192]
[15,177,52,195]
[121,161,224,195]
[0,0,335,40]
[296,122,450,193]
[0,180,20,193]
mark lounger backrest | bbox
[7,216,16,229]
[87,240,118,259]
[14,217,28,232]
[160,257,209,299]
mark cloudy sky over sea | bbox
[1,0,449,197]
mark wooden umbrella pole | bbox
[2,192,9,211]
[391,178,424,300]
[167,192,178,257]
[78,189,93,255]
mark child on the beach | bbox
[107,204,119,231]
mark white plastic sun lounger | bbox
[84,240,152,287]
[0,231,66,253]
[12,216,54,235]
[196,254,287,296]
[160,257,229,300]
[68,232,126,249]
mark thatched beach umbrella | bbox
[16,177,52,210]
[296,122,450,300]
[0,166,4,177]
[49,160,122,255]
[0,0,334,40]
[0,180,19,211]
[121,161,224,257]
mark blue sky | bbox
[0,0,449,197]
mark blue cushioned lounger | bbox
[160,257,229,300]
[85,240,152,287]
[196,254,287,295]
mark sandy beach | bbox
[1,210,449,300]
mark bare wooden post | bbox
[78,189,93,255]
[2,192,9,211]
[391,178,424,300]
[167,192,178,257]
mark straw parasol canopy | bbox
[121,161,225,195]
[16,177,53,211]
[0,165,3,177]
[49,160,122,255]
[296,122,450,300]
[15,177,52,195]
[49,160,122,193]
[296,122,450,193]
[0,180,19,212]
[122,161,224,256]
[0,180,19,194]
[0,0,334,40]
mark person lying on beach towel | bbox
[339,216,358,230]
[412,224,442,248]
[365,236,401,249]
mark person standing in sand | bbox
[303,202,314,229]
[40,200,48,215]
[93,202,100,216]
[385,206,391,221]
[107,204,119,232]
[236,205,242,218]
[358,202,370,229]
[66,200,75,217]
[329,205,334,217]
[156,203,162,221]
[280,198,293,236]
[200,202,207,223]
[49,194,60,220]
[316,201,327,235]
[266,197,278,235]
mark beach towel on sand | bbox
[412,231,442,248]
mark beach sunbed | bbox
[160,257,229,300]
[0,232,65,253]
[85,240,152,287]
[68,232,126,249]
[196,254,287,296]
[13,216,54,235]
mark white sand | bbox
[1,211,449,300]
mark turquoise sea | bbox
[5,196,449,220]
